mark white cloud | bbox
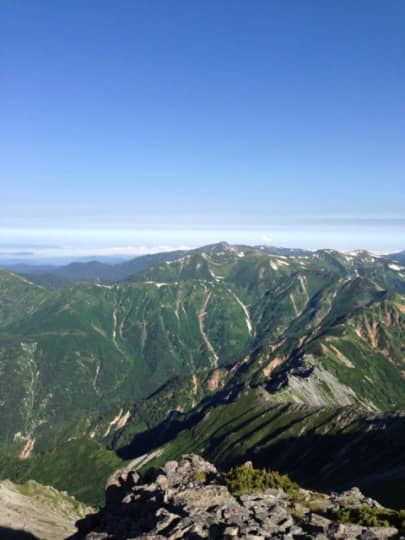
[0,222,404,261]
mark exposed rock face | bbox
[71,455,400,540]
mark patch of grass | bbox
[306,500,326,513]
[331,505,405,529]
[225,463,299,497]
[193,470,207,482]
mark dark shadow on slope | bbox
[120,396,405,509]
[116,373,405,509]
[117,384,244,459]
[209,408,317,463]
[215,417,405,509]
[117,407,206,459]
[0,527,38,539]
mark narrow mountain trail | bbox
[11,271,45,289]
[198,288,219,368]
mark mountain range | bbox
[1,244,313,288]
[0,242,404,513]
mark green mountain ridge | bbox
[0,243,404,508]
[118,388,405,508]
[3,242,313,289]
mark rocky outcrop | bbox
[71,454,401,539]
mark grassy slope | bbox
[0,269,51,326]
[0,278,251,452]
[0,439,122,507]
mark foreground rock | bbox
[0,479,92,539]
[71,454,402,539]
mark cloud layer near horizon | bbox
[0,218,404,262]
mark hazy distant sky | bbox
[1,0,404,257]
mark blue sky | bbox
[1,0,404,258]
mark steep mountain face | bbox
[0,243,404,510]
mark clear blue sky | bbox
[1,0,404,257]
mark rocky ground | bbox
[70,454,404,539]
[0,479,92,539]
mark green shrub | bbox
[225,463,299,497]
[331,505,396,528]
[193,470,207,482]
[307,501,326,513]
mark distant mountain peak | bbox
[201,241,232,252]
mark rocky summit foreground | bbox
[71,454,402,540]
